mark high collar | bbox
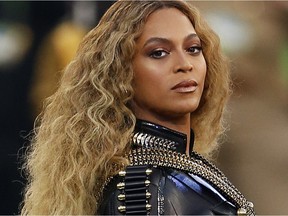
[133,119,194,154]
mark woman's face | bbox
[131,8,206,122]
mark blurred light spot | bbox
[0,22,33,70]
[205,11,254,54]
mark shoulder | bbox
[97,165,237,215]
[98,165,153,215]
[97,165,160,215]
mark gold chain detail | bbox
[128,147,255,216]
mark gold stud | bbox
[146,192,151,199]
[117,182,125,189]
[237,208,247,215]
[146,168,152,175]
[145,180,151,186]
[118,170,126,176]
[118,205,126,213]
[146,204,152,210]
[117,194,125,201]
[248,201,254,208]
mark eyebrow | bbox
[185,33,200,41]
[143,33,200,48]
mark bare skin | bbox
[131,8,207,154]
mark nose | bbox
[173,52,193,73]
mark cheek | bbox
[133,61,166,91]
[202,66,207,84]
[198,58,207,85]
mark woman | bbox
[21,1,255,215]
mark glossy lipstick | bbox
[171,79,198,93]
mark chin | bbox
[177,102,200,114]
[163,106,199,118]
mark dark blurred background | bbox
[0,1,287,214]
[0,1,114,213]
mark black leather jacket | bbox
[98,119,255,215]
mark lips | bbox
[171,79,198,93]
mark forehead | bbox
[140,8,195,38]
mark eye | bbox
[149,49,170,59]
[187,46,202,55]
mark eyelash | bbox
[149,46,202,59]
[149,50,169,59]
[187,46,202,55]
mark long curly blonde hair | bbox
[21,1,231,215]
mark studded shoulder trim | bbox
[128,146,255,216]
